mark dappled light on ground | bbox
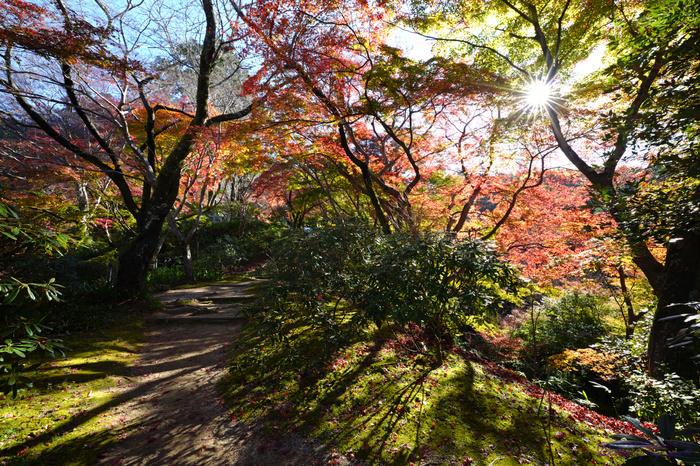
[223,325,636,465]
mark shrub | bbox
[592,313,700,428]
[148,219,285,288]
[1,315,69,400]
[626,371,700,429]
[355,233,516,337]
[514,291,612,360]
[248,223,520,364]
[194,219,284,274]
[549,348,620,381]
[602,413,700,465]
[196,233,249,272]
[248,221,377,355]
[547,347,628,408]
[1,280,68,400]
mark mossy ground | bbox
[222,323,631,466]
[0,318,147,465]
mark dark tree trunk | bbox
[647,231,700,379]
[115,140,185,296]
[618,266,647,339]
[116,217,166,296]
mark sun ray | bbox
[526,80,553,109]
[510,75,565,124]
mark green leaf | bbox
[3,287,21,304]
[657,413,675,439]
[611,434,651,443]
[624,416,658,439]
[0,231,18,240]
[666,440,700,452]
[608,440,654,449]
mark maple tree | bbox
[0,0,252,295]
[398,0,699,377]
[226,0,561,246]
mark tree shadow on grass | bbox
[319,356,480,465]
[1,331,228,465]
[246,329,485,465]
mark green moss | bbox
[0,318,146,465]
[222,324,618,465]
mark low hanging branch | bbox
[229,0,392,234]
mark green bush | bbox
[195,233,249,273]
[355,233,517,342]
[1,280,68,400]
[515,291,612,359]
[248,221,376,354]
[248,222,519,363]
[1,314,69,400]
[627,370,700,429]
[147,219,285,288]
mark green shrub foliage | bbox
[355,233,516,337]
[516,292,612,359]
[248,222,518,362]
[593,314,700,428]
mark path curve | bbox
[97,281,350,466]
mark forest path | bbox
[96,280,346,466]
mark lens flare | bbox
[526,81,553,109]
[512,76,563,122]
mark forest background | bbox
[1,0,699,463]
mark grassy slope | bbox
[0,316,147,465]
[222,323,641,466]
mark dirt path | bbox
[97,281,350,466]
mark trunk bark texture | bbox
[647,231,700,379]
[115,149,185,296]
[182,243,194,285]
[115,214,168,296]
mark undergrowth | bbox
[222,321,640,466]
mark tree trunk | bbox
[618,266,647,339]
[115,157,183,296]
[647,231,700,379]
[182,243,195,285]
[115,218,165,297]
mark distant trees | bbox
[0,0,251,295]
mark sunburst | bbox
[517,77,562,117]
